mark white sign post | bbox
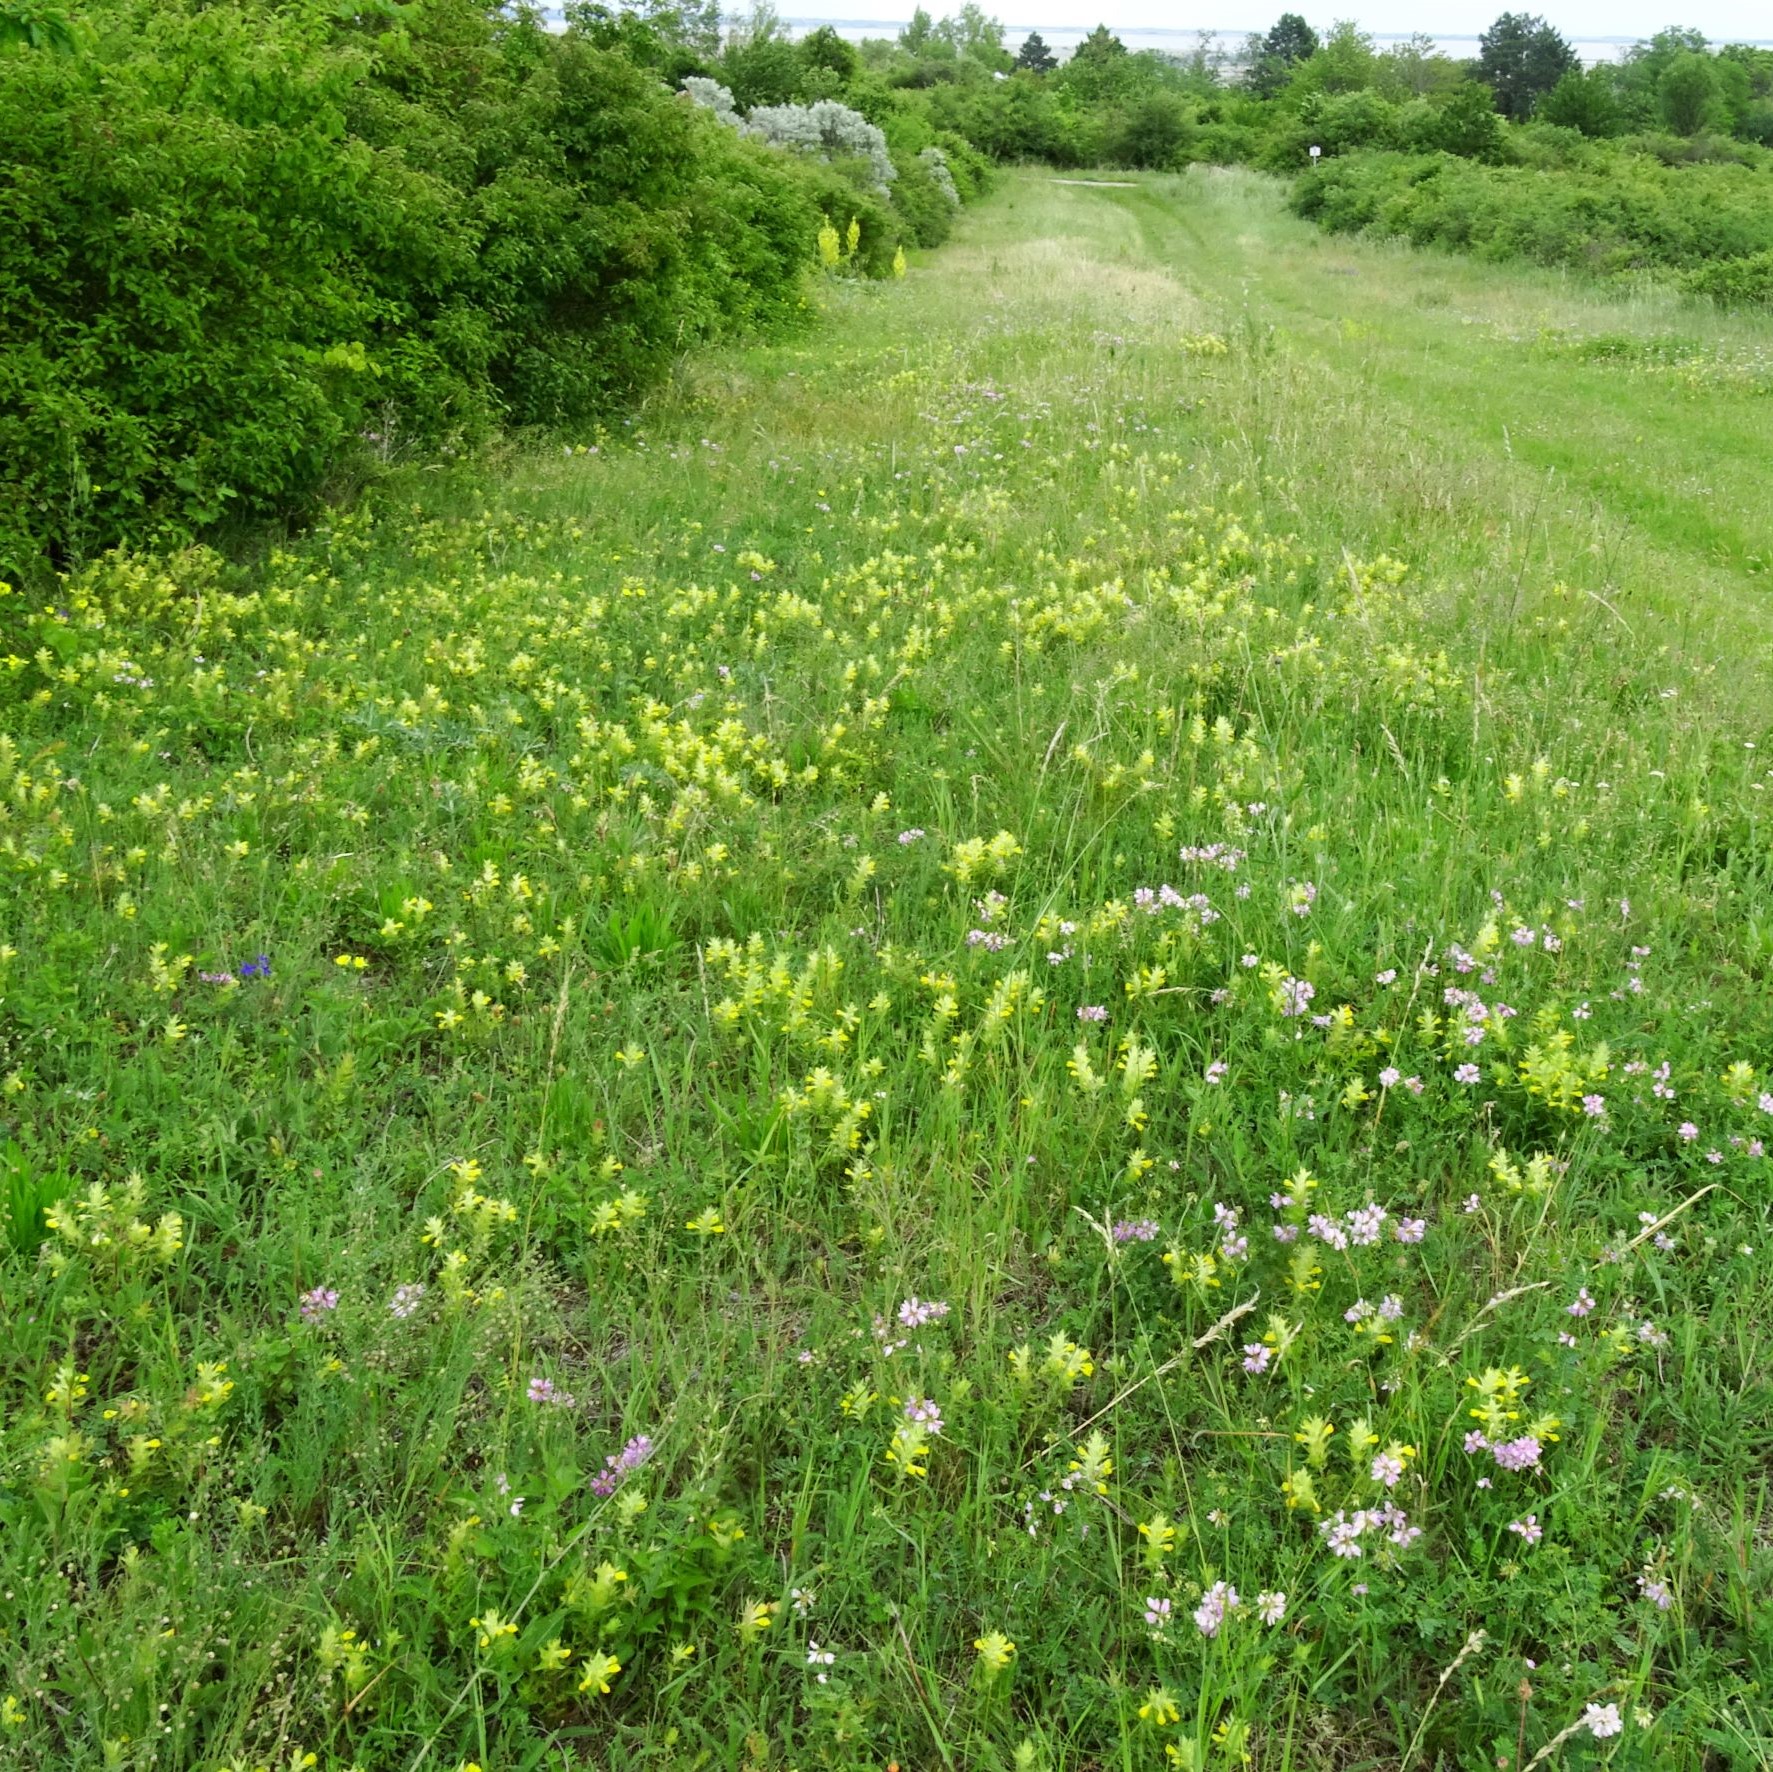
[1309,144,1322,163]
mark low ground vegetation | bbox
[5,2,1773,571]
[1,169,1770,1772]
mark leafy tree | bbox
[722,4,802,108]
[1477,12,1577,119]
[936,2,1010,67]
[1431,79,1505,157]
[1292,20,1377,95]
[799,23,859,84]
[1072,24,1127,65]
[1263,12,1318,65]
[899,7,937,54]
[1108,91,1193,168]
[1659,50,1722,135]
[1059,23,1130,102]
[0,0,76,53]
[1247,11,1317,97]
[1378,32,1462,99]
[1015,29,1056,74]
[1538,63,1620,135]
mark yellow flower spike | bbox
[1138,1514,1177,1557]
[1139,1686,1181,1726]
[973,1632,1016,1675]
[577,1652,622,1696]
[469,1610,518,1651]
[685,1207,724,1235]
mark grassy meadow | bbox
[3,169,1772,1772]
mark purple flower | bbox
[1492,1436,1542,1473]
[1193,1581,1239,1636]
[1454,1063,1481,1085]
[1143,1596,1171,1626]
[1585,1703,1623,1740]
[1076,1004,1109,1023]
[592,1433,655,1496]
[1508,1515,1543,1545]
[1378,1066,1401,1089]
[1241,1342,1272,1375]
[1112,1218,1159,1244]
[299,1286,339,1322]
[239,954,272,980]
[1677,1121,1699,1143]
[1346,1204,1387,1246]
[1567,1287,1595,1317]
[389,1282,426,1319]
[1204,1060,1228,1085]
[1371,1452,1405,1488]
[1637,1574,1672,1610]
[1307,1213,1348,1252]
[1322,1512,1365,1558]
[1394,1217,1426,1244]
[903,1396,945,1434]
[897,1296,950,1329]
[1278,977,1315,1018]
[1582,1093,1607,1118]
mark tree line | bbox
[4,0,1770,572]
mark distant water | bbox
[775,18,1770,64]
[531,8,1770,65]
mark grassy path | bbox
[4,170,1771,1772]
[973,172,1773,688]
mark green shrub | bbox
[889,148,956,247]
[1292,144,1773,289]
[0,0,873,572]
[1683,247,1773,304]
[1103,92,1195,170]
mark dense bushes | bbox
[1292,144,1773,278]
[1683,247,1773,306]
[8,0,1771,570]
[0,0,955,571]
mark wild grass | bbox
[1,170,1770,1772]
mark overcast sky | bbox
[899,1,1771,42]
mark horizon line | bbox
[771,15,1773,44]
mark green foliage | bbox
[1247,11,1318,98]
[1294,142,1773,283]
[2,1141,70,1257]
[0,0,966,572]
[1014,28,1055,74]
[1538,65,1622,136]
[889,145,957,245]
[1683,246,1773,305]
[3,168,1771,1770]
[1477,11,1579,120]
[1105,91,1195,171]
[0,0,76,54]
[1659,51,1724,136]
